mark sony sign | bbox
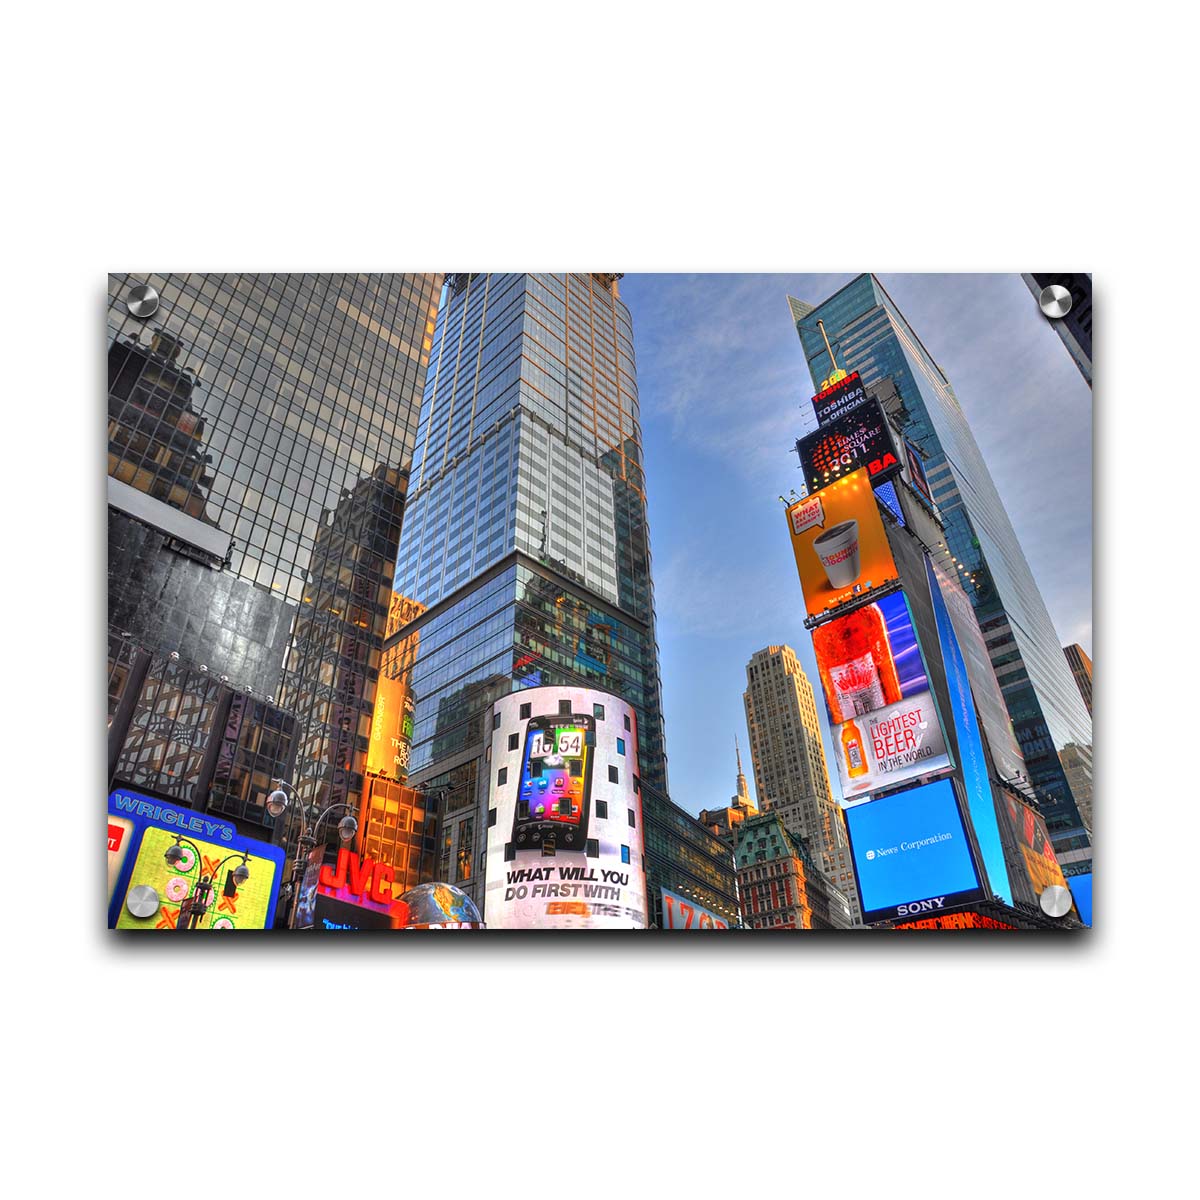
[896,897,948,917]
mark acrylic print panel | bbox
[105,272,1092,932]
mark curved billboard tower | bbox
[484,685,647,929]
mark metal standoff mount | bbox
[126,282,160,319]
[1037,284,1073,320]
[1038,884,1074,918]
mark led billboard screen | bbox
[795,397,900,493]
[811,370,868,426]
[484,686,648,929]
[1068,872,1093,927]
[812,590,951,804]
[893,911,1017,931]
[903,437,933,504]
[786,469,900,620]
[108,790,285,930]
[926,558,1010,904]
[1000,791,1074,909]
[660,887,730,930]
[365,670,411,780]
[844,778,984,924]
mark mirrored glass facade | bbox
[385,274,670,907]
[791,275,1093,871]
[390,274,668,791]
[107,273,442,838]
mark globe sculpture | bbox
[397,882,484,929]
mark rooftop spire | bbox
[735,734,750,803]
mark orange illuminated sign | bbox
[1002,794,1072,903]
[785,469,899,619]
[893,911,1017,930]
[366,670,410,779]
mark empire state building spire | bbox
[734,735,753,810]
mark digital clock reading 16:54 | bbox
[529,728,583,758]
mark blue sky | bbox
[619,273,1093,818]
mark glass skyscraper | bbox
[385,273,669,903]
[788,275,1093,872]
[107,273,442,845]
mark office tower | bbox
[743,645,861,922]
[1063,643,1093,716]
[733,812,852,930]
[385,273,669,907]
[107,273,442,846]
[1022,273,1092,387]
[789,275,1093,873]
[641,779,741,929]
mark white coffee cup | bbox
[813,519,860,588]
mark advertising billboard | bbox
[107,815,134,905]
[925,558,1010,904]
[812,590,952,804]
[660,887,730,930]
[365,669,412,781]
[312,847,411,930]
[108,790,285,930]
[795,397,901,493]
[811,370,868,426]
[893,911,1017,931]
[1000,791,1074,909]
[903,437,933,504]
[484,686,648,929]
[844,778,984,924]
[1068,872,1093,927]
[786,468,900,620]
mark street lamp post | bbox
[267,779,359,930]
[163,835,251,930]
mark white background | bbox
[3,2,1188,1197]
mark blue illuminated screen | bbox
[845,778,980,917]
[1068,872,1092,927]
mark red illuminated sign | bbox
[893,911,1017,931]
[319,848,399,906]
[660,887,730,930]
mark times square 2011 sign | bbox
[795,396,901,493]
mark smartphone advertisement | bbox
[812,591,952,805]
[484,686,648,929]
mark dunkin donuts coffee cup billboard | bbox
[786,469,900,618]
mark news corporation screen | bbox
[844,778,983,922]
